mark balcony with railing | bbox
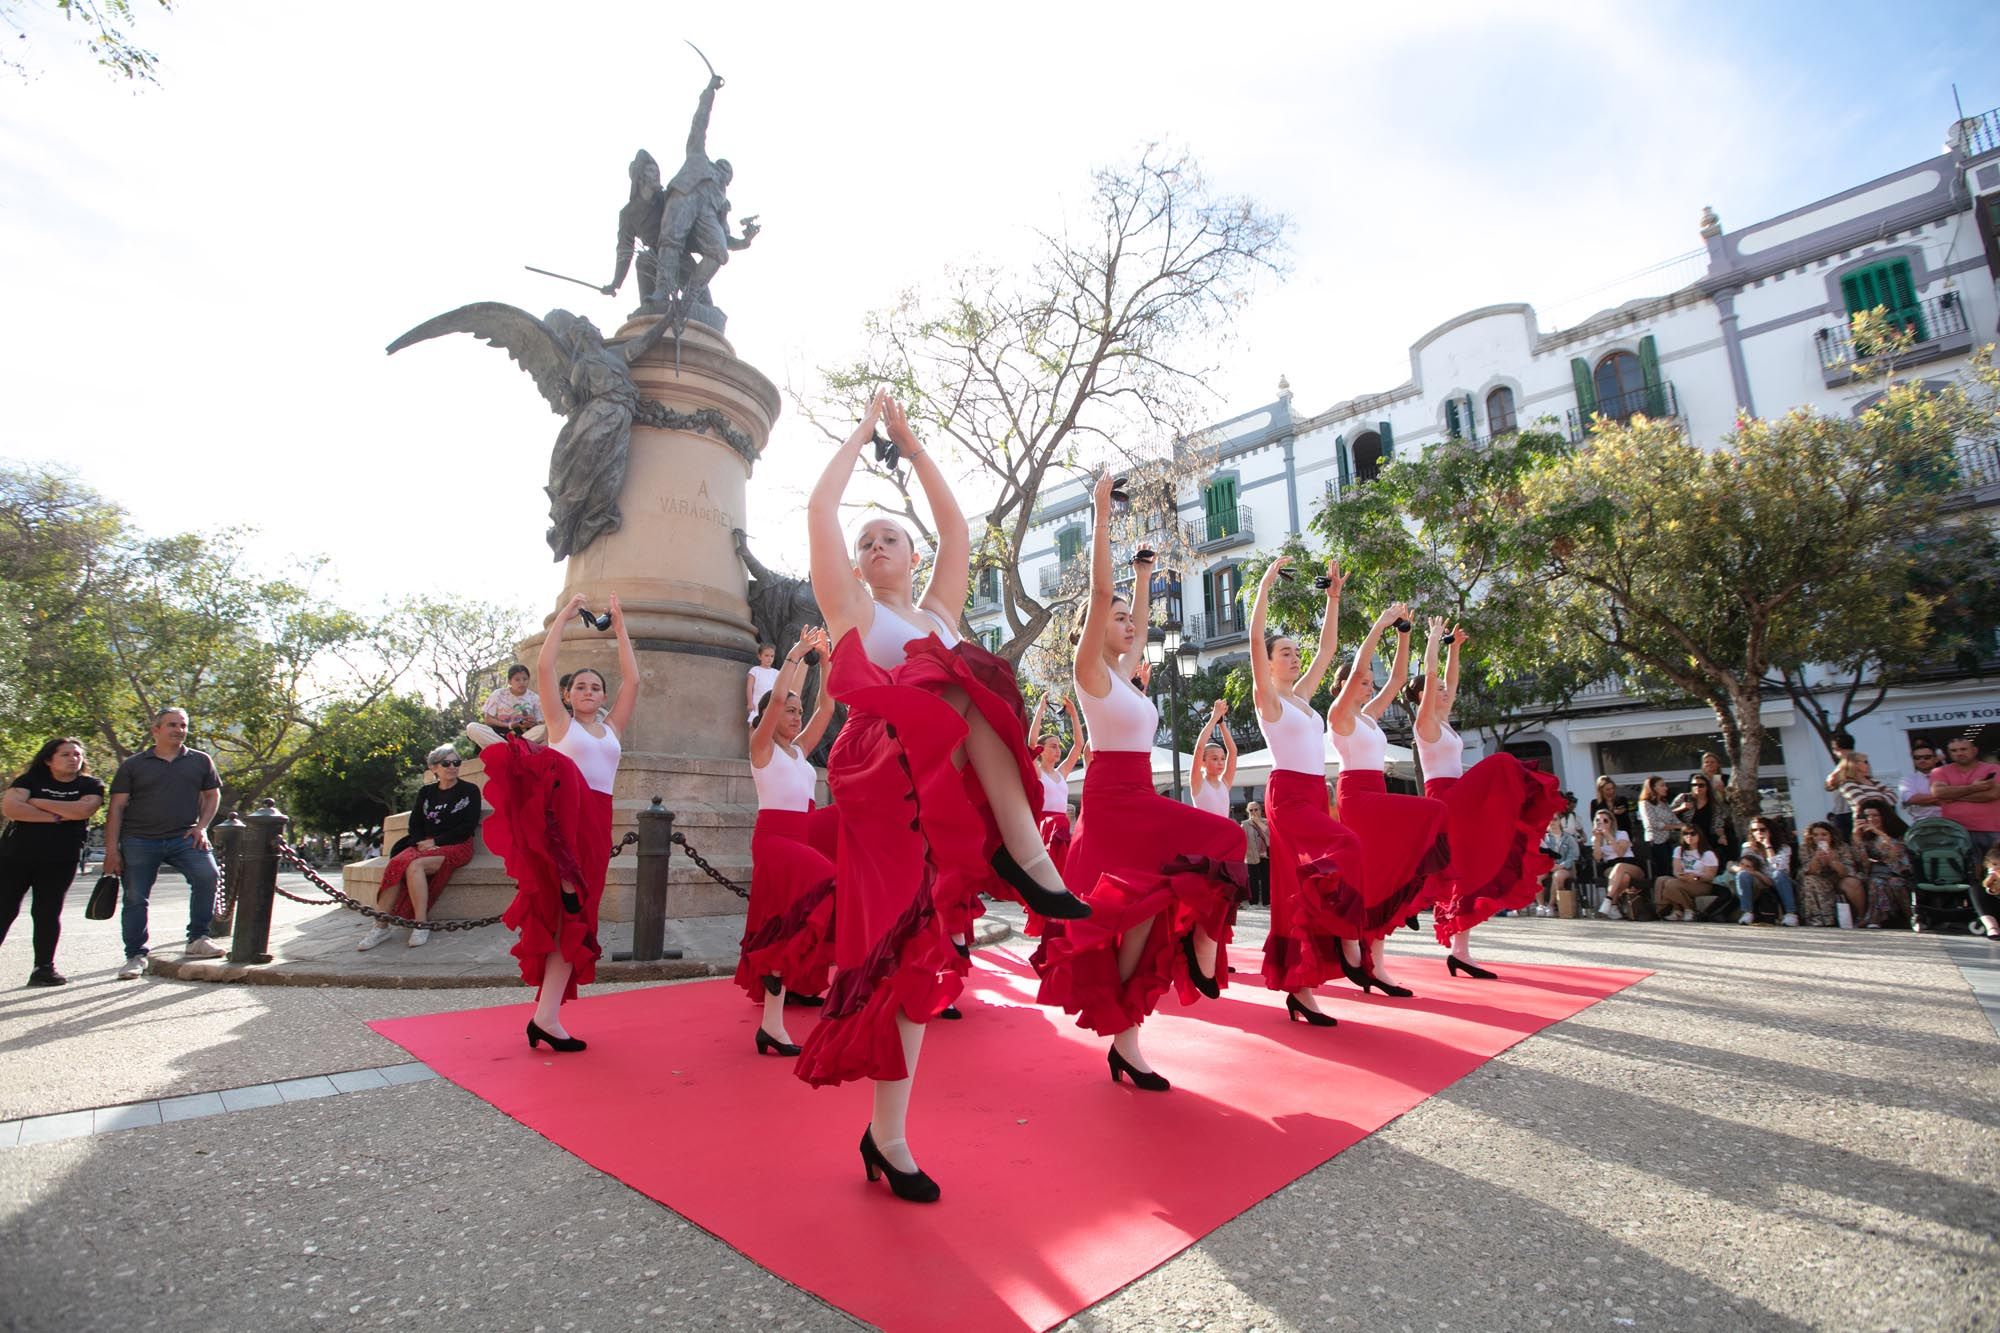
[1813,291,1974,385]
[1184,607,1247,648]
[1950,105,2000,158]
[1190,505,1254,552]
[1565,381,1681,438]
[1037,560,1082,596]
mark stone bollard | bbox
[228,798,288,965]
[617,797,682,962]
[209,810,245,936]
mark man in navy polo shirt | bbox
[104,708,225,978]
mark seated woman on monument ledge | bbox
[358,745,482,952]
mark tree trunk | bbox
[1726,686,1768,829]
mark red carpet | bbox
[371,951,1645,1332]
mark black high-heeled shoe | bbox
[761,974,782,996]
[785,992,825,1007]
[990,846,1092,920]
[1336,948,1413,998]
[1108,1046,1171,1091]
[938,1006,963,1021]
[755,1026,801,1057]
[1181,932,1220,1000]
[1446,954,1497,980]
[860,1127,941,1203]
[1286,994,1338,1027]
[525,1020,587,1052]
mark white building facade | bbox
[971,109,2000,822]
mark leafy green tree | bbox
[285,694,458,835]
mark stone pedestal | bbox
[345,317,780,925]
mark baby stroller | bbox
[1902,818,1983,935]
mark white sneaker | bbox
[1600,902,1623,920]
[1781,913,1798,927]
[357,926,395,952]
[407,928,431,948]
[183,936,225,959]
[116,955,147,980]
[1738,912,1755,925]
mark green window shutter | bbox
[1637,335,1666,416]
[1203,567,1216,625]
[1842,258,1928,343]
[1057,526,1081,564]
[1571,357,1597,419]
[1335,434,1350,488]
[1378,421,1394,461]
[1445,399,1461,440]
[1464,394,1477,444]
[1887,259,1926,340]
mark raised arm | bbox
[1328,603,1403,733]
[1029,694,1049,749]
[808,393,886,641]
[1191,701,1226,794]
[1363,607,1414,719]
[1247,558,1287,723]
[1073,473,1120,699]
[1413,616,1447,742]
[1058,696,1085,774]
[798,628,838,754]
[538,591,589,747]
[687,76,721,158]
[1117,528,1155,682]
[606,594,642,736]
[1442,624,1468,715]
[751,627,815,766]
[876,398,970,621]
[1295,558,1346,700]
[1219,711,1238,786]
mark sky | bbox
[2,0,1997,626]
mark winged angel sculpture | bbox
[388,305,677,560]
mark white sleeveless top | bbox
[859,601,958,671]
[552,720,620,795]
[753,742,817,813]
[1261,695,1326,775]
[1077,676,1158,754]
[1038,767,1070,814]
[746,664,780,715]
[1327,712,1387,773]
[1190,781,1230,816]
[1415,722,1464,781]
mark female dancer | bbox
[1246,557,1366,1026]
[1325,600,1449,995]
[1410,618,1562,978]
[481,590,640,1052]
[1033,473,1246,1090]
[735,625,839,1056]
[1029,692,1085,875]
[1188,700,1237,818]
[800,392,1087,1204]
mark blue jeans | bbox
[120,834,219,959]
[1736,868,1797,916]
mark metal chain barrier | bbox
[267,834,642,932]
[670,831,750,900]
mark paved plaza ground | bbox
[2,876,1996,1332]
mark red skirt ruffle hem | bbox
[480,735,611,1004]
[1333,769,1451,940]
[1424,756,1563,945]
[794,631,1037,1088]
[376,838,476,919]
[1031,751,1246,1037]
[1261,769,1369,992]
[734,805,840,1001]
[1023,811,1074,938]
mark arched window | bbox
[1351,430,1385,484]
[1485,386,1518,436]
[1594,351,1646,422]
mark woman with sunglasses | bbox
[357,745,483,951]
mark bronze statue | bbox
[386,305,676,560]
[734,527,839,762]
[602,70,760,330]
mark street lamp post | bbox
[1146,618,1201,802]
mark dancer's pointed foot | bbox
[1181,932,1220,999]
[1108,1046,1171,1091]
[990,846,1091,920]
[860,1127,940,1203]
[754,1026,801,1056]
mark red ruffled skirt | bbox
[1424,756,1563,944]
[794,631,1038,1088]
[480,736,611,1003]
[377,838,476,919]
[1334,769,1450,940]
[1261,769,1369,991]
[1031,751,1246,1036]
[734,805,840,1001]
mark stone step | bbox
[340,847,751,922]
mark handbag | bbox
[85,873,121,920]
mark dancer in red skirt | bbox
[1029,692,1084,875]
[1188,699,1237,818]
[1033,472,1246,1092]
[1326,601,1450,996]
[736,624,839,1054]
[799,392,1089,1204]
[481,591,640,1053]
[1247,557,1368,1026]
[1410,618,1562,978]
